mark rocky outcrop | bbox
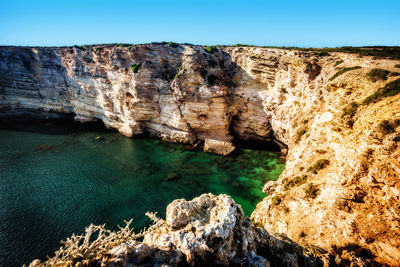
[31,194,323,266]
[2,44,400,265]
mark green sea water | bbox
[0,120,285,266]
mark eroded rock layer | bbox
[1,44,399,265]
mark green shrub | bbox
[380,78,400,97]
[362,78,400,105]
[317,51,329,56]
[334,60,344,67]
[168,42,179,48]
[329,66,361,81]
[362,92,380,105]
[271,194,282,206]
[173,66,183,80]
[296,129,307,143]
[204,46,216,54]
[341,102,359,118]
[131,63,141,73]
[307,159,330,174]
[367,68,390,82]
[379,120,395,134]
[304,183,319,199]
[284,175,307,190]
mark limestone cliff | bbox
[1,44,399,265]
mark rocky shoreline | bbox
[1,44,399,265]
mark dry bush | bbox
[29,212,164,267]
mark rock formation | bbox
[30,194,324,266]
[1,44,399,265]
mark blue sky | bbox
[0,0,399,47]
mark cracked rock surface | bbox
[103,194,322,267]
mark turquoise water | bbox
[0,120,285,266]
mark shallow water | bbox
[0,120,285,266]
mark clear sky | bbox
[0,0,399,47]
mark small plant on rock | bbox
[341,102,359,118]
[307,159,330,174]
[334,60,344,67]
[271,194,282,206]
[304,183,319,199]
[131,63,141,73]
[284,175,308,190]
[296,129,307,143]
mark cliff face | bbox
[1,44,399,265]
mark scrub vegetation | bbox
[334,60,344,67]
[131,63,141,73]
[271,194,282,206]
[204,46,217,54]
[362,78,400,105]
[379,120,395,134]
[296,129,307,143]
[329,66,361,81]
[37,213,164,266]
[284,175,307,190]
[304,183,319,199]
[307,159,330,174]
[341,102,359,118]
[367,68,390,82]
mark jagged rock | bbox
[104,194,322,266]
[203,138,235,155]
[263,180,277,194]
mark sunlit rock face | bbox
[101,194,321,266]
[1,44,400,265]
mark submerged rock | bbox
[33,144,54,152]
[165,172,180,181]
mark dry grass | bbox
[30,212,164,266]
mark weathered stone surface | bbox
[262,180,276,194]
[203,138,235,155]
[104,194,321,266]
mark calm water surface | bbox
[0,120,285,266]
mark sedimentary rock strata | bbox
[1,44,399,265]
